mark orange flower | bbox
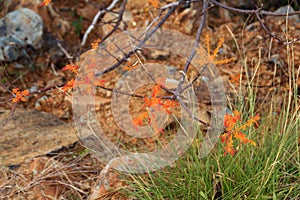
[223,135,236,156]
[141,84,179,112]
[132,84,179,132]
[142,85,162,109]
[91,39,101,50]
[220,133,227,143]
[221,110,258,155]
[149,0,159,8]
[160,99,179,114]
[232,131,256,146]
[238,114,260,131]
[62,64,79,75]
[132,111,151,127]
[12,88,30,103]
[224,110,241,131]
[201,34,236,65]
[233,132,256,146]
[143,96,159,109]
[62,79,75,93]
[39,0,52,7]
[151,85,161,97]
[249,114,260,127]
[229,73,241,86]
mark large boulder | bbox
[0,8,43,62]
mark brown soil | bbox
[0,0,299,199]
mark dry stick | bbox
[211,0,300,16]
[97,85,144,99]
[0,87,18,105]
[0,81,13,96]
[81,0,120,46]
[255,12,283,42]
[91,8,172,99]
[127,40,181,100]
[178,95,226,132]
[176,0,208,95]
[96,85,175,100]
[173,0,211,127]
[94,3,179,77]
[179,64,208,93]
[0,81,17,128]
[103,47,121,62]
[0,103,16,127]
[128,42,156,84]
[159,0,212,10]
[57,42,74,64]
[159,2,180,10]
[92,4,177,100]
[99,0,128,43]
[28,82,66,95]
[118,10,163,51]
[177,97,217,128]
[100,9,163,63]
[211,0,299,42]
[95,1,210,125]
[211,0,296,86]
[0,67,13,88]
[92,6,181,99]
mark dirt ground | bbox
[0,0,299,199]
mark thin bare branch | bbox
[81,0,120,46]
[99,0,128,43]
[211,0,300,16]
[177,0,208,94]
[255,12,283,42]
[95,3,180,77]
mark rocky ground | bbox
[0,0,299,199]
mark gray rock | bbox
[273,5,299,22]
[0,8,43,62]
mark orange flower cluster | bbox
[10,62,104,103]
[61,64,80,93]
[61,63,105,94]
[132,83,179,130]
[229,73,241,86]
[62,64,79,75]
[220,110,259,156]
[132,111,151,127]
[91,39,101,50]
[62,79,75,93]
[39,0,52,7]
[12,88,30,103]
[197,35,236,66]
[142,85,179,114]
[149,0,159,8]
